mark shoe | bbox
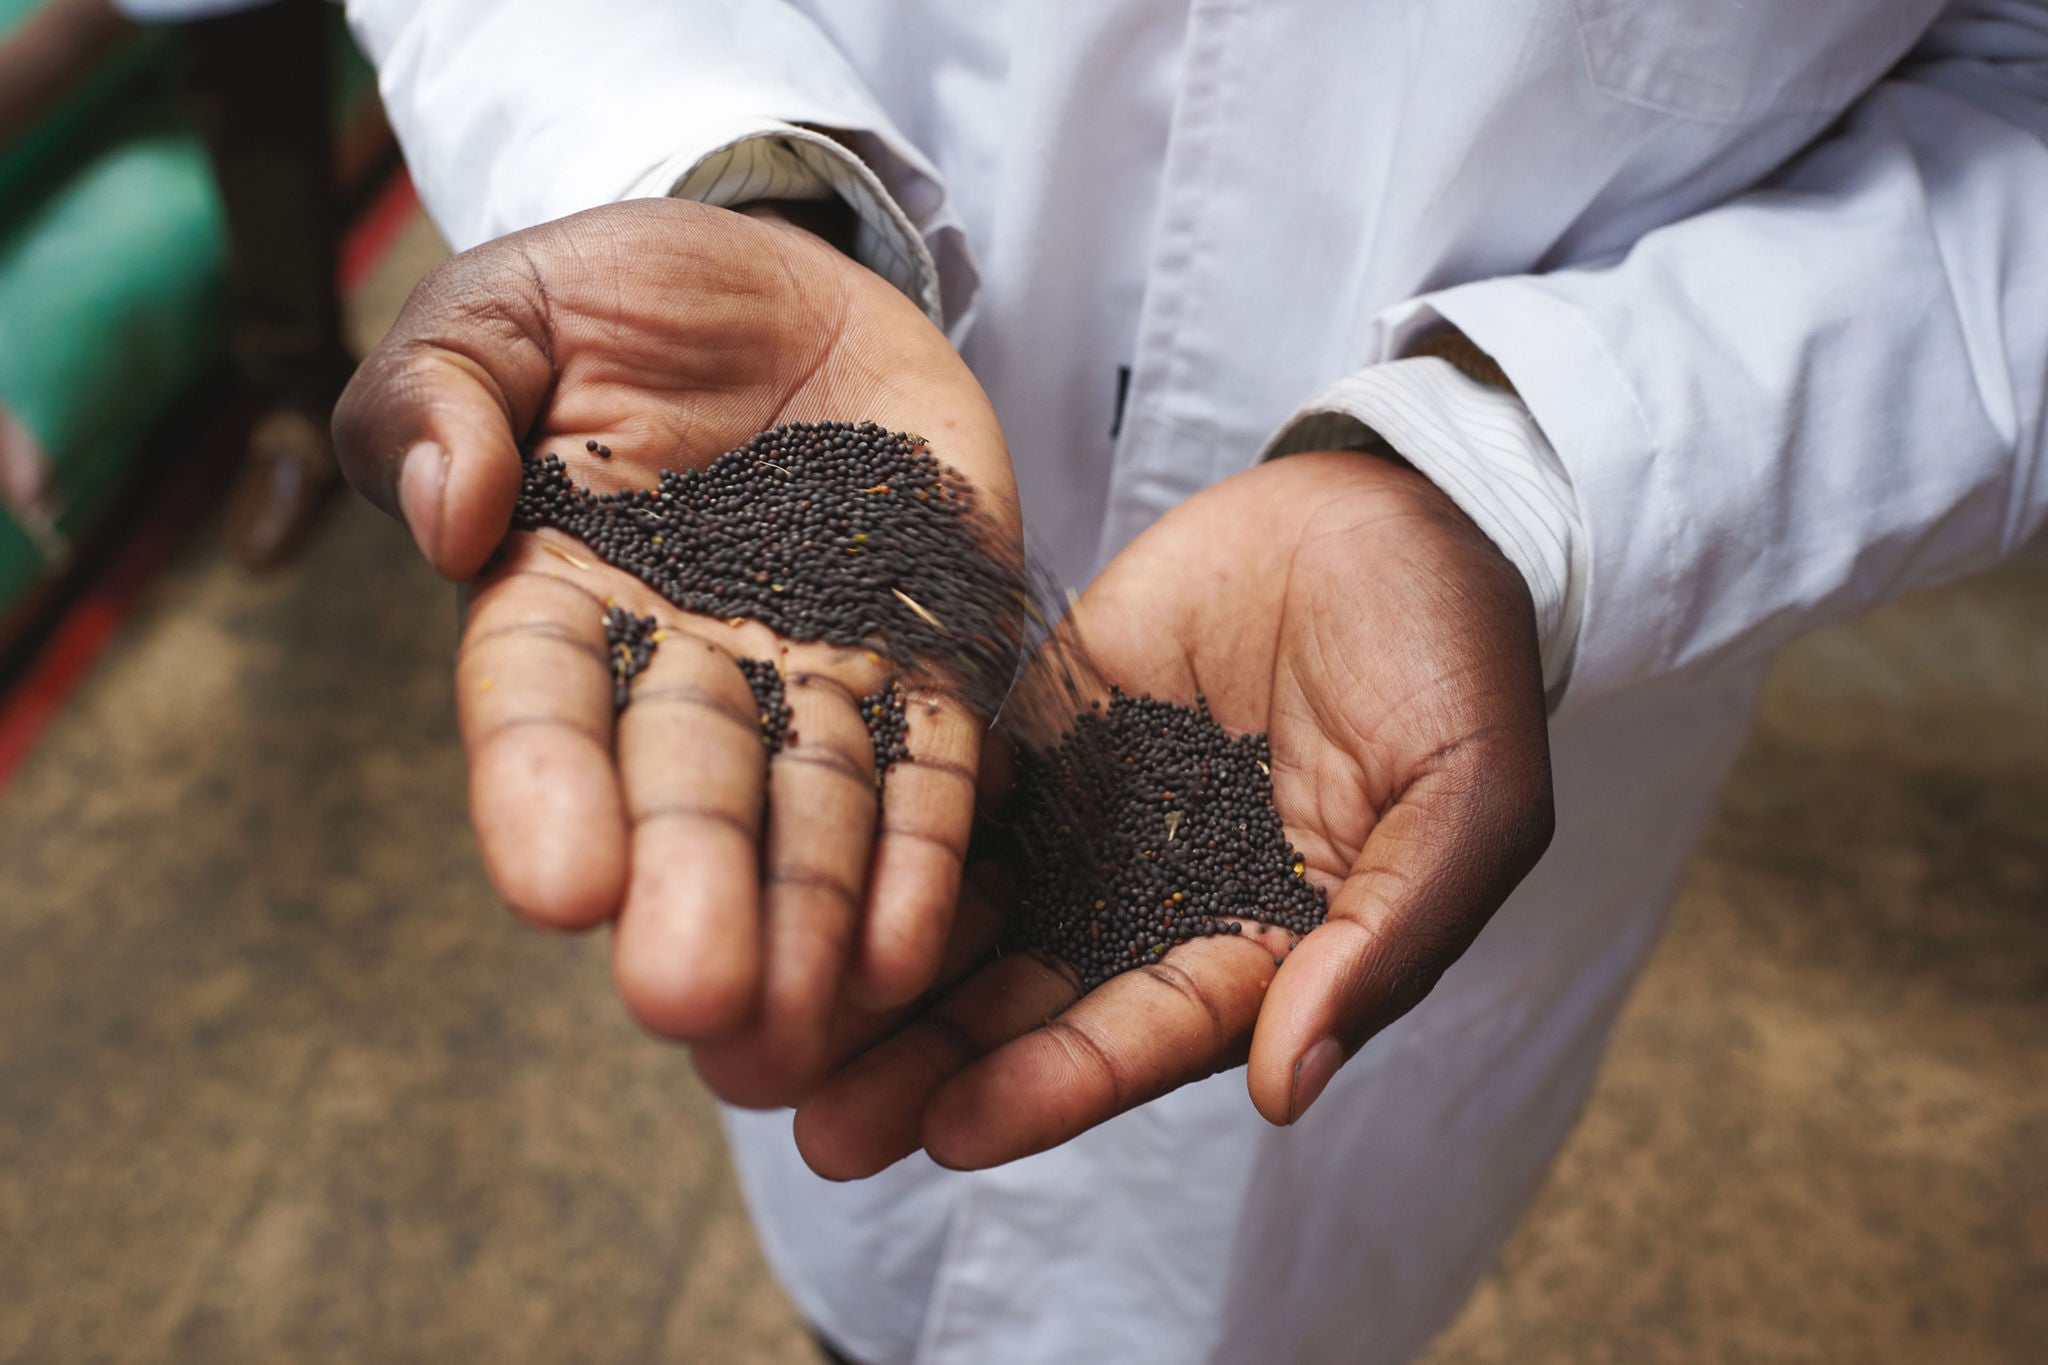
[223,406,338,570]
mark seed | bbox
[735,657,793,754]
[602,605,660,711]
[995,688,1327,991]
[858,679,910,784]
[510,422,1027,715]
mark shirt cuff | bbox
[623,122,944,329]
[1259,357,1588,702]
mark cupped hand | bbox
[793,449,1554,1176]
[332,199,1019,1098]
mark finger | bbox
[794,944,1077,1181]
[920,931,1280,1171]
[1247,742,1554,1126]
[848,685,982,1010]
[720,671,883,1105]
[608,633,772,1039]
[332,246,554,579]
[695,859,1011,1115]
[456,567,626,931]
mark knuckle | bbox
[907,1013,985,1075]
[1136,961,1229,1049]
[1039,1017,1130,1109]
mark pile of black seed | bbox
[1000,689,1326,990]
[860,681,910,784]
[603,606,659,711]
[513,421,1023,709]
[736,657,794,756]
[601,626,894,776]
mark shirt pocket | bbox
[1570,0,1939,121]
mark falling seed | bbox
[1003,688,1328,991]
[507,422,1030,826]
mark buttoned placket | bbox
[1091,0,1258,577]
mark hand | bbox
[333,199,1020,1099]
[793,450,1553,1175]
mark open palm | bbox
[793,450,1555,1175]
[333,199,1019,1099]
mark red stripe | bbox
[337,167,420,297]
[0,515,172,788]
[0,602,118,785]
[0,167,423,792]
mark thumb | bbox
[1245,740,1553,1125]
[332,253,555,579]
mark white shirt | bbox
[348,3,2048,1361]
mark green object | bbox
[0,469,41,613]
[0,2,174,206]
[0,2,382,618]
[0,128,226,607]
[331,6,376,120]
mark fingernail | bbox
[398,441,447,564]
[1288,1036,1344,1124]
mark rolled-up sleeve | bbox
[345,0,974,329]
[1369,0,2048,718]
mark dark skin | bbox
[334,200,1555,1154]
[335,198,1020,1101]
[788,449,1554,1172]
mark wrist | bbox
[1290,446,1476,527]
[1263,359,1583,703]
[733,198,859,257]
[1274,447,1522,588]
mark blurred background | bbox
[0,4,2042,1362]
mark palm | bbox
[336,200,1019,1100]
[793,451,1553,1176]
